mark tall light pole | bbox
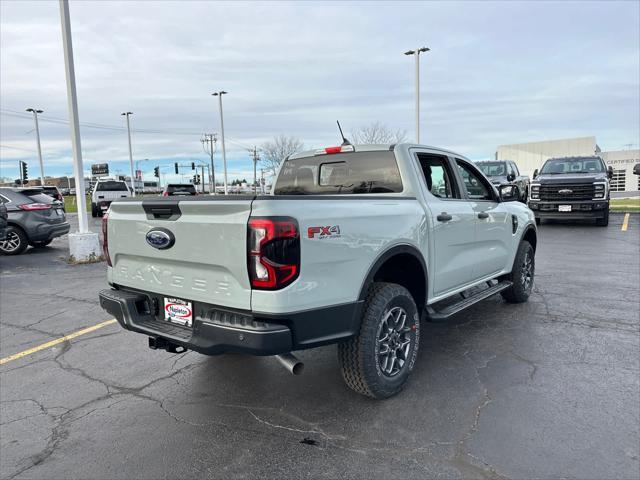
[404,47,430,144]
[26,108,45,185]
[120,111,135,196]
[212,91,228,195]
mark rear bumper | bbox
[99,287,362,356]
[528,201,609,220]
[30,222,70,242]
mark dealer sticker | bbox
[164,297,193,327]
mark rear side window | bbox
[96,181,128,192]
[274,151,402,195]
[24,192,55,204]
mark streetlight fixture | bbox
[26,108,45,185]
[404,46,430,143]
[212,91,228,195]
[120,111,136,196]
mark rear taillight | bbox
[102,213,112,266]
[19,203,52,211]
[247,217,300,290]
[163,191,169,196]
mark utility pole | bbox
[201,133,217,194]
[404,47,430,143]
[250,146,260,194]
[211,91,228,194]
[260,169,265,194]
[26,108,45,185]
[201,165,205,193]
[59,0,90,235]
[121,111,135,196]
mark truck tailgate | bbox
[107,197,253,310]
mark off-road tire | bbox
[338,282,420,399]
[596,209,609,227]
[501,240,534,303]
[0,225,28,255]
[30,239,53,248]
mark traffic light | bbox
[191,162,195,170]
[20,161,28,182]
[153,166,160,178]
[197,174,201,184]
[174,163,179,174]
[192,175,198,185]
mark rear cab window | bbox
[274,151,403,195]
[96,181,128,192]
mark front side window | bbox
[274,151,402,195]
[456,160,494,201]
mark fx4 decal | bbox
[308,225,341,239]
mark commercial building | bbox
[496,137,639,194]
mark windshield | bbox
[96,181,129,191]
[274,151,402,195]
[540,157,604,174]
[477,162,506,176]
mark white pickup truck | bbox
[99,143,537,398]
[91,179,132,217]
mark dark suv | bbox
[528,156,612,226]
[0,187,70,255]
[476,160,529,202]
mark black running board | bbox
[425,281,513,321]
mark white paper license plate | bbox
[558,205,572,212]
[164,297,193,327]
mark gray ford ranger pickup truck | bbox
[99,143,537,398]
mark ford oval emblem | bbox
[146,228,175,250]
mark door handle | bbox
[437,212,453,222]
[478,212,489,219]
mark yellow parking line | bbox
[0,319,117,366]
[621,213,630,232]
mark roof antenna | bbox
[336,120,352,146]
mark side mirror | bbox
[607,166,614,179]
[633,164,640,175]
[532,169,539,179]
[499,184,520,202]
[507,173,516,182]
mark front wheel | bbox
[338,282,420,399]
[501,240,535,303]
[30,239,53,248]
[596,209,609,227]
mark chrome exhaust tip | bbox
[275,353,304,375]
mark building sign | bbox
[91,163,109,176]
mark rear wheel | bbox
[501,240,534,303]
[91,203,98,218]
[535,217,541,226]
[596,209,609,227]
[0,226,28,255]
[30,239,53,248]
[338,282,420,399]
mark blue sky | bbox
[1,0,638,184]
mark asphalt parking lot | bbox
[1,213,639,480]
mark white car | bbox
[91,179,131,217]
[99,143,537,398]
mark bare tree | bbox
[350,122,407,144]
[261,135,304,176]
